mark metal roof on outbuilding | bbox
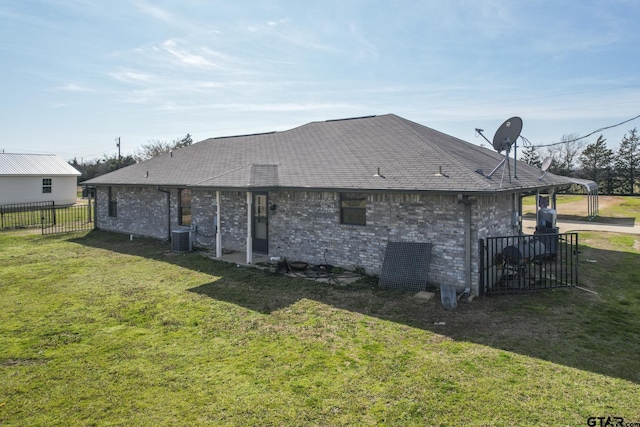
[84,114,573,194]
[0,153,81,176]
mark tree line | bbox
[521,128,639,195]
[70,134,192,182]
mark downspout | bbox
[464,198,472,295]
[535,190,540,228]
[157,187,171,241]
[246,192,253,264]
[459,194,474,295]
[216,190,222,258]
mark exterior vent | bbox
[171,230,192,252]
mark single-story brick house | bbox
[0,153,80,206]
[84,114,572,295]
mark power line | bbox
[530,113,640,148]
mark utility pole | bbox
[115,137,121,161]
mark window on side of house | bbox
[340,193,366,225]
[178,188,191,226]
[42,178,52,194]
[108,187,118,218]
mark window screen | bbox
[340,193,366,225]
[179,189,192,226]
[42,178,52,194]
[108,187,118,217]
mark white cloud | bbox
[536,32,620,54]
[267,19,288,27]
[161,40,221,69]
[133,0,176,23]
[245,19,336,52]
[54,83,94,92]
[109,71,153,84]
[348,23,378,63]
[217,102,355,113]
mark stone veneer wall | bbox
[96,186,518,296]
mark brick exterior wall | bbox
[471,193,518,293]
[95,186,171,240]
[94,186,516,295]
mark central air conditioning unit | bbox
[171,229,192,252]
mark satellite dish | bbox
[539,156,552,180]
[492,117,523,152]
[541,156,552,171]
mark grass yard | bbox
[522,194,640,224]
[1,230,639,426]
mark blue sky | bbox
[1,0,639,161]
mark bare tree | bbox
[134,133,193,162]
[544,132,586,176]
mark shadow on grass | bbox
[71,230,640,384]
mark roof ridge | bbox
[214,131,276,140]
[325,115,377,122]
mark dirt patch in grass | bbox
[0,358,49,367]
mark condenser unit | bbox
[171,229,192,252]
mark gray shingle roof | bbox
[0,153,81,176]
[84,114,572,194]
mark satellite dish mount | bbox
[479,117,523,187]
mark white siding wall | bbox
[0,176,78,205]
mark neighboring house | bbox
[84,114,572,296]
[0,153,81,206]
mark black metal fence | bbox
[41,203,94,235]
[0,201,94,234]
[479,232,579,295]
[0,201,55,230]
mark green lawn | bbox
[523,194,640,223]
[1,230,639,426]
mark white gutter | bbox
[246,192,253,264]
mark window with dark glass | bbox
[42,178,52,194]
[108,187,118,217]
[179,189,191,226]
[340,193,366,225]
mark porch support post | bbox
[246,191,253,264]
[535,190,540,227]
[216,190,222,259]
